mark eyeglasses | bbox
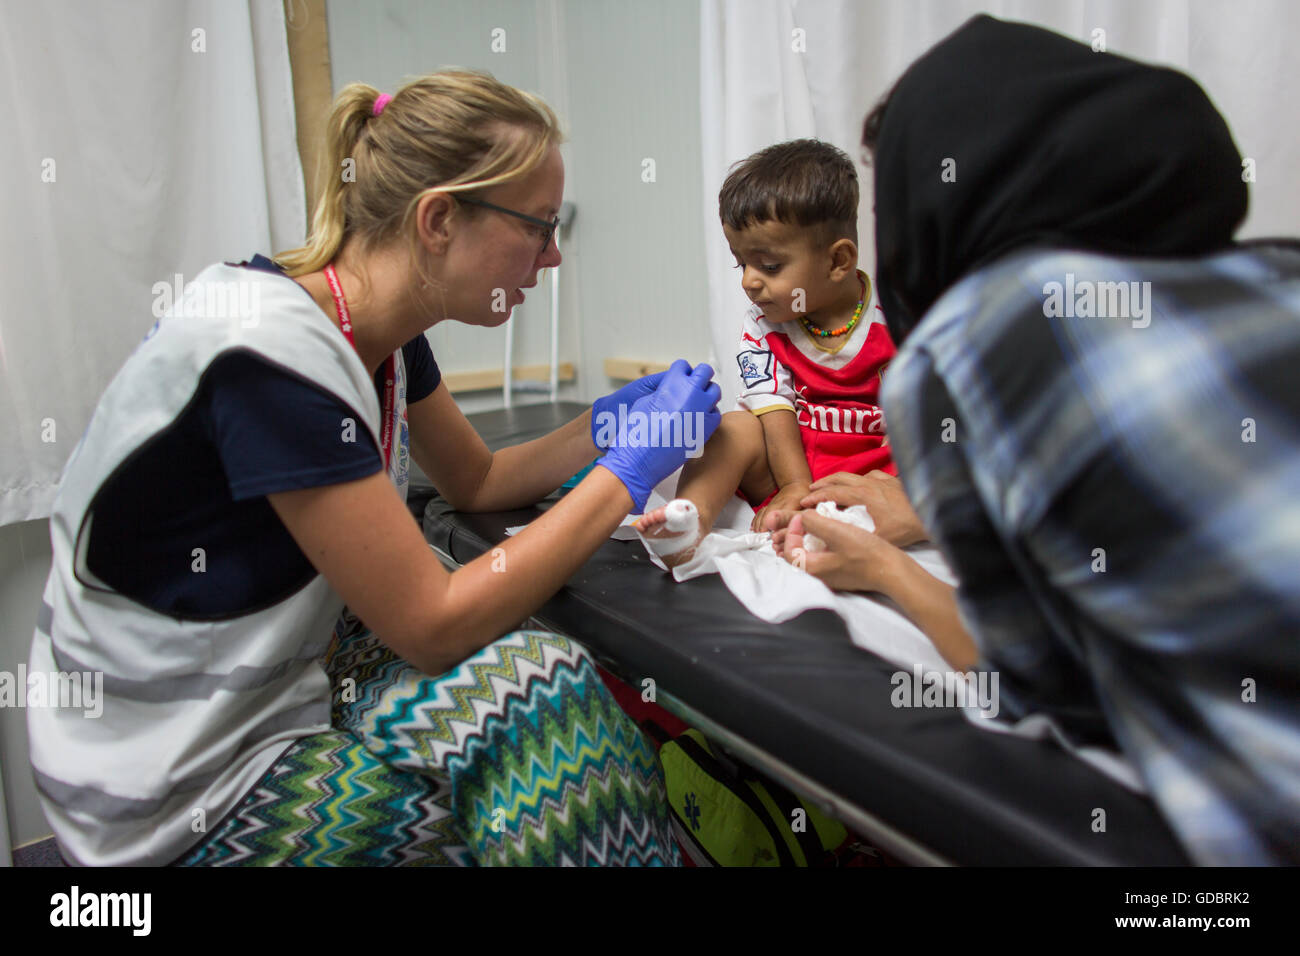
[457,196,560,254]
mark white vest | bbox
[27,263,409,866]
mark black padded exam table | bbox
[410,401,1191,866]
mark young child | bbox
[635,139,896,567]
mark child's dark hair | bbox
[718,139,858,244]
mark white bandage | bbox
[638,499,702,558]
[803,502,875,553]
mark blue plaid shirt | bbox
[881,243,1300,865]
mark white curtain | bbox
[0,0,305,525]
[700,0,1300,408]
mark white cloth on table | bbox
[507,469,1144,792]
[512,470,958,673]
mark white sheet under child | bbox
[502,469,1143,793]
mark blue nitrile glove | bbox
[590,369,668,449]
[597,360,722,512]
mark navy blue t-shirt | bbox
[85,255,440,618]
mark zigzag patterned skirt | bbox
[176,617,681,867]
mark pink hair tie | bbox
[372,93,392,116]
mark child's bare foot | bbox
[633,499,704,568]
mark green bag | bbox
[658,729,847,866]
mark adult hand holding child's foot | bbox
[780,508,976,671]
[799,470,927,547]
[781,510,899,594]
[750,481,812,533]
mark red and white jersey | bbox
[735,282,897,478]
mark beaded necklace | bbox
[798,271,868,338]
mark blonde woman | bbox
[28,71,718,866]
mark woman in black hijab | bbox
[868,13,1247,345]
[782,14,1300,866]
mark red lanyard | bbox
[323,263,395,471]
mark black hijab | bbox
[871,15,1248,345]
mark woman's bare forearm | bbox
[425,466,632,670]
[875,549,979,671]
[465,409,599,511]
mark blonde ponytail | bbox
[276,83,379,276]
[275,70,562,278]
